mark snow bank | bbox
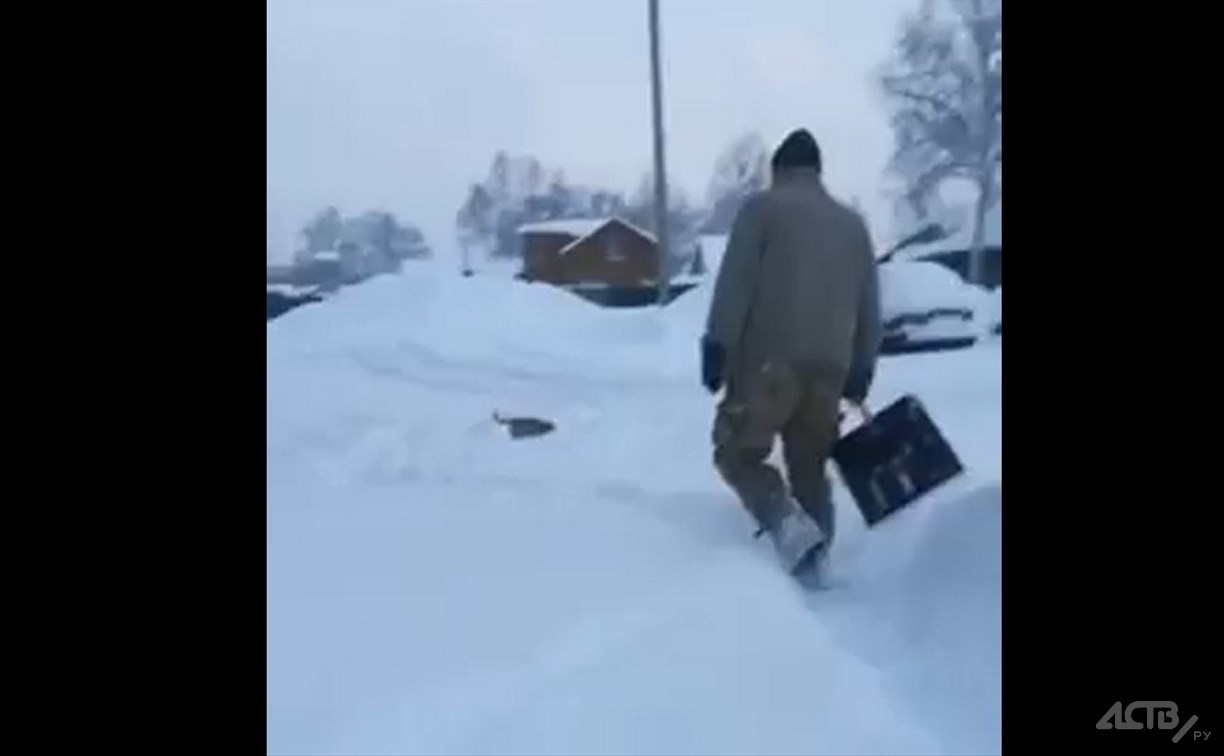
[268,263,1001,755]
[268,265,708,386]
[812,480,1002,756]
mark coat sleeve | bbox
[845,220,882,403]
[705,195,765,351]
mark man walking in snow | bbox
[701,128,882,575]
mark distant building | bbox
[271,214,431,294]
[339,213,430,278]
[266,264,296,286]
[307,250,344,292]
[516,217,702,307]
[518,218,661,287]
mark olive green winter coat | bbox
[705,166,882,400]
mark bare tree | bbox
[627,171,701,278]
[302,206,343,257]
[881,0,1001,283]
[704,132,769,234]
[370,212,399,273]
[455,183,495,262]
[627,172,695,240]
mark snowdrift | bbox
[268,266,707,383]
[267,263,1002,755]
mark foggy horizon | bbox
[267,0,916,264]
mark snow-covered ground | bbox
[267,261,1002,755]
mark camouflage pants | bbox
[713,361,842,542]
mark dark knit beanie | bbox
[771,129,822,172]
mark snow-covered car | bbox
[877,260,982,354]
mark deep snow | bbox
[267,262,1002,755]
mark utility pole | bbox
[648,0,670,306]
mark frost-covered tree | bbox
[525,159,545,199]
[493,208,526,259]
[590,190,625,218]
[486,152,547,207]
[703,132,769,234]
[881,0,1001,283]
[368,211,400,271]
[456,183,497,262]
[626,171,696,236]
[547,176,574,219]
[625,171,703,275]
[385,219,429,262]
[487,151,511,206]
[463,153,557,256]
[302,206,343,256]
[457,152,629,257]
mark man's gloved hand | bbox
[700,336,725,394]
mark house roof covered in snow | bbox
[559,218,656,256]
[517,218,611,238]
[267,283,322,297]
[519,217,658,256]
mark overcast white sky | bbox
[267,0,917,263]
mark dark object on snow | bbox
[493,412,556,440]
[881,333,977,356]
[700,336,725,394]
[832,396,963,527]
[568,283,697,308]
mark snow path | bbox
[268,268,1001,755]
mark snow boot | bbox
[760,497,827,574]
[792,540,832,589]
